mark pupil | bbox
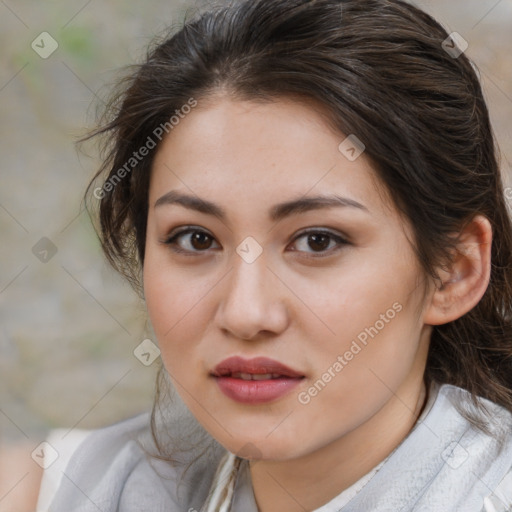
[192,232,211,250]
[309,233,329,251]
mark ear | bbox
[423,215,492,326]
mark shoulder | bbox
[47,412,221,512]
[437,383,512,439]
[44,413,150,512]
[483,468,512,511]
[436,383,512,510]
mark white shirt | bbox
[42,382,512,512]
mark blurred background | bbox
[0,0,511,470]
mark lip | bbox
[211,356,304,404]
[212,356,304,378]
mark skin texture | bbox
[143,96,492,511]
[0,443,42,512]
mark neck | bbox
[249,375,428,512]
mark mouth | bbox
[211,356,304,379]
[211,356,305,404]
[225,372,292,381]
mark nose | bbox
[214,254,289,341]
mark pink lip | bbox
[211,356,304,404]
[212,356,304,378]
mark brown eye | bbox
[291,229,349,256]
[189,231,214,250]
[306,233,331,252]
[163,228,220,254]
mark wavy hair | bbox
[82,0,512,442]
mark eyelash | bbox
[161,226,350,258]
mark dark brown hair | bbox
[84,0,512,435]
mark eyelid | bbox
[161,226,220,254]
[164,225,214,241]
[292,227,350,245]
[288,228,349,257]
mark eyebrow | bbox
[154,190,369,222]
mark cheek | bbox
[300,302,422,439]
[305,261,413,349]
[307,263,424,397]
[142,252,217,371]
[144,241,195,323]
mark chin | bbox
[219,433,300,461]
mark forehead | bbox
[149,95,392,218]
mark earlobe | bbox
[423,215,492,326]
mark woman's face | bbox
[144,96,433,460]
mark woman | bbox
[46,0,512,510]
